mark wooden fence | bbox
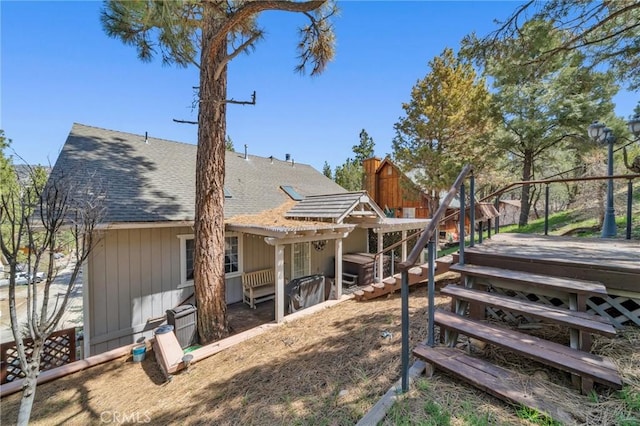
[1,327,77,384]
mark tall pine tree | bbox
[392,48,495,214]
[102,1,337,343]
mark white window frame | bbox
[291,242,311,279]
[177,233,243,288]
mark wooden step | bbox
[413,344,575,425]
[441,285,616,337]
[449,263,607,295]
[435,254,454,274]
[464,243,639,294]
[353,266,427,301]
[434,309,622,389]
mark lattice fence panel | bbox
[587,295,640,328]
[1,327,77,384]
[483,288,640,330]
[485,287,572,324]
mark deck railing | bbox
[396,164,474,392]
[482,174,640,239]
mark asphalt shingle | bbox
[49,123,345,224]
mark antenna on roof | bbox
[145,132,148,144]
[291,158,295,167]
[285,153,291,162]
[244,144,248,160]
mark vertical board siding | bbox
[89,238,107,342]
[104,231,119,341]
[344,228,368,254]
[89,226,195,355]
[139,229,152,333]
[161,228,172,310]
[226,276,242,304]
[243,234,275,272]
[310,243,333,276]
[116,230,131,335]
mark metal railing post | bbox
[470,174,475,247]
[627,179,633,240]
[459,183,466,265]
[427,237,436,347]
[544,184,550,236]
[478,221,483,244]
[494,195,500,234]
[401,269,409,392]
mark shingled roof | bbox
[50,123,346,224]
[285,191,385,223]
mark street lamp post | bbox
[588,113,640,238]
[629,113,640,140]
[588,121,617,238]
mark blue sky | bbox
[1,1,637,173]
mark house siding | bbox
[370,162,429,219]
[343,227,368,254]
[88,227,194,355]
[87,227,369,355]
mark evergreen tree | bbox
[478,20,617,226]
[102,0,337,343]
[322,161,332,179]
[334,129,376,191]
[392,48,495,213]
[469,1,640,90]
[334,159,361,191]
[353,129,374,163]
[225,135,234,152]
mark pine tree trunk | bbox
[193,8,229,344]
[518,150,533,227]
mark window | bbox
[178,233,242,287]
[292,242,310,279]
[280,185,303,201]
[185,238,195,281]
[403,207,416,218]
[225,235,239,274]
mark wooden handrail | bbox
[399,164,473,271]
[437,173,640,226]
[479,173,640,204]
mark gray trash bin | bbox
[166,305,197,348]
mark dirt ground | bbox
[1,281,637,425]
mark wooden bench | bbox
[242,268,275,309]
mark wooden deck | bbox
[464,233,640,294]
[470,233,640,270]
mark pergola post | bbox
[377,230,384,282]
[275,244,285,323]
[401,230,407,262]
[335,237,343,299]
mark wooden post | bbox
[335,238,343,299]
[377,231,384,282]
[401,230,407,262]
[275,244,285,322]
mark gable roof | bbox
[50,123,346,224]
[285,191,386,223]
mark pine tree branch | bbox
[207,0,326,58]
[215,31,262,80]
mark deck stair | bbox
[352,255,454,301]
[413,251,624,419]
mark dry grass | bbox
[1,282,638,425]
